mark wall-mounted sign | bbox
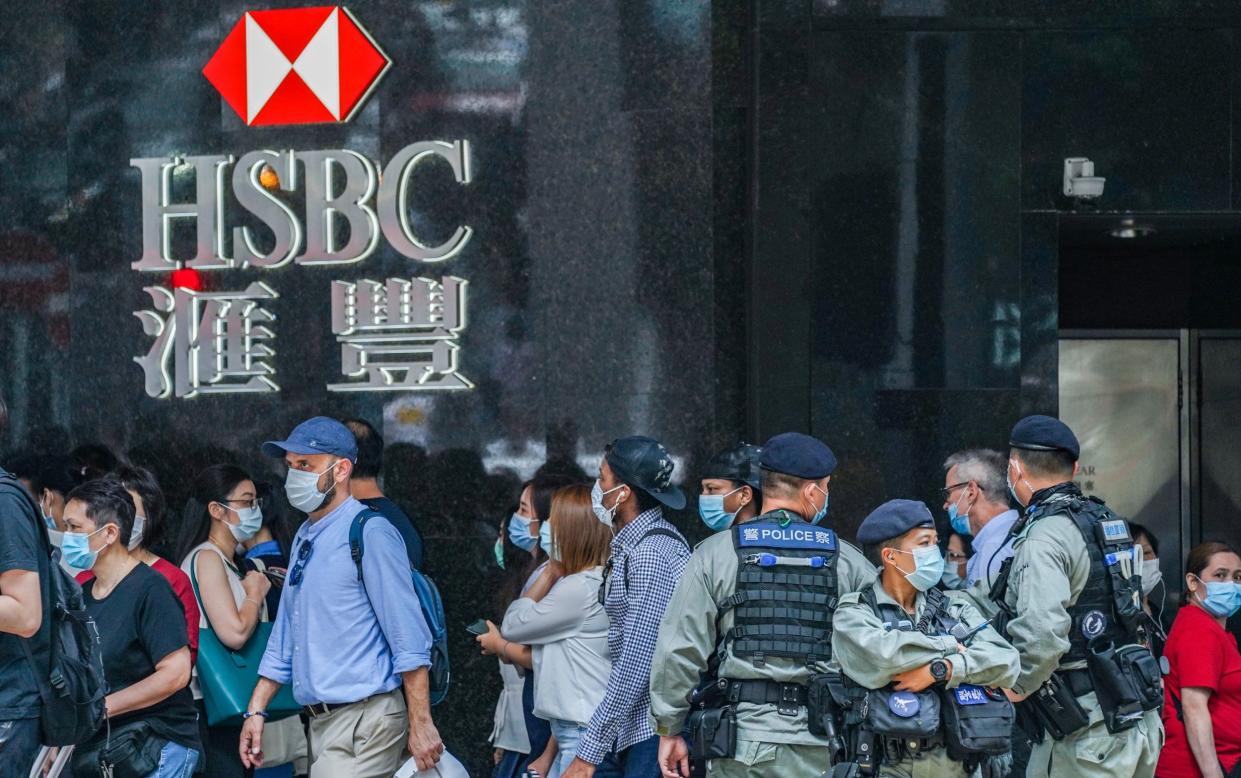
[203,6,391,127]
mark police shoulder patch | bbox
[738,523,837,551]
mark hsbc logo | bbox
[203,6,391,127]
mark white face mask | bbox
[284,461,339,514]
[129,516,147,550]
[223,505,264,542]
[1140,558,1162,597]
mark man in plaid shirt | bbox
[562,436,690,778]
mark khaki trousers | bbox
[705,740,830,777]
[307,689,407,778]
[1026,695,1163,778]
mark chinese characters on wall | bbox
[129,141,475,398]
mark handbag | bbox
[190,552,301,726]
[70,720,163,778]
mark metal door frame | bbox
[1059,329,1191,581]
[1189,329,1241,549]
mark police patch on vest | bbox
[1100,519,1130,543]
[888,691,920,718]
[738,524,837,551]
[1080,609,1108,639]
[954,685,989,706]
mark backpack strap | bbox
[622,526,688,591]
[348,508,389,583]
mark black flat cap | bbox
[759,433,837,479]
[701,443,764,491]
[606,436,686,510]
[857,499,936,546]
[1009,415,1080,461]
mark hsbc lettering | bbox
[130,140,473,271]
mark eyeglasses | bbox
[945,551,969,563]
[219,497,258,510]
[938,482,970,498]
[288,539,314,586]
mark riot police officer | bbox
[697,443,763,532]
[832,500,1020,777]
[990,415,1164,778]
[649,432,875,777]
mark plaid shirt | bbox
[578,508,690,764]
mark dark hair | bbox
[255,479,296,558]
[5,453,43,484]
[761,469,811,500]
[175,464,253,565]
[70,443,119,482]
[1011,448,1076,480]
[529,472,580,525]
[343,418,383,480]
[495,505,532,613]
[112,464,166,553]
[1183,540,1241,605]
[948,530,975,560]
[66,477,135,547]
[1128,521,1159,558]
[34,455,86,498]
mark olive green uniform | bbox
[832,578,1021,777]
[649,528,876,777]
[1001,511,1164,777]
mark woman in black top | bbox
[62,478,201,778]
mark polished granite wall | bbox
[0,0,728,769]
[751,1,1241,539]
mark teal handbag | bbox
[190,552,301,726]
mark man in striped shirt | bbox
[562,436,690,778]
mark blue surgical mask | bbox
[807,484,829,526]
[1194,576,1241,618]
[39,496,57,531]
[539,520,553,556]
[223,504,263,542]
[508,513,537,553]
[698,487,744,532]
[894,545,947,592]
[493,538,506,569]
[62,526,108,571]
[947,493,972,537]
[591,480,625,526]
[941,566,967,590]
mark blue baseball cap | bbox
[606,436,686,510]
[857,499,936,546]
[262,416,359,462]
[1009,415,1080,461]
[759,432,837,479]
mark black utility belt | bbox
[1058,668,1094,698]
[724,680,808,715]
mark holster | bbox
[1086,641,1146,734]
[687,705,736,761]
[1023,672,1090,741]
[807,672,847,760]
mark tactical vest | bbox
[716,512,840,666]
[993,484,1146,662]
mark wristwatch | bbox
[929,658,950,683]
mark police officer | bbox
[990,416,1164,778]
[832,500,1020,777]
[650,433,875,777]
[697,443,763,532]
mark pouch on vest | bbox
[1024,672,1089,741]
[688,706,736,761]
[940,685,1015,759]
[1085,640,1159,734]
[860,688,941,741]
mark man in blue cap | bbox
[988,415,1163,778]
[563,436,691,778]
[238,417,444,777]
[650,432,876,777]
[832,499,1019,777]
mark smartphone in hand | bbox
[466,618,490,636]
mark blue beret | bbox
[262,416,359,462]
[857,499,936,546]
[701,443,764,491]
[759,433,837,479]
[1009,415,1080,460]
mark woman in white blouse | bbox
[480,484,612,778]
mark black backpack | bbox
[0,474,106,746]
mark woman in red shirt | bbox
[1158,541,1241,778]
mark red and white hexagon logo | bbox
[203,6,391,127]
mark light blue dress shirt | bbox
[966,508,1018,587]
[258,496,432,705]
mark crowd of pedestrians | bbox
[0,389,1239,778]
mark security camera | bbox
[1064,158,1105,199]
